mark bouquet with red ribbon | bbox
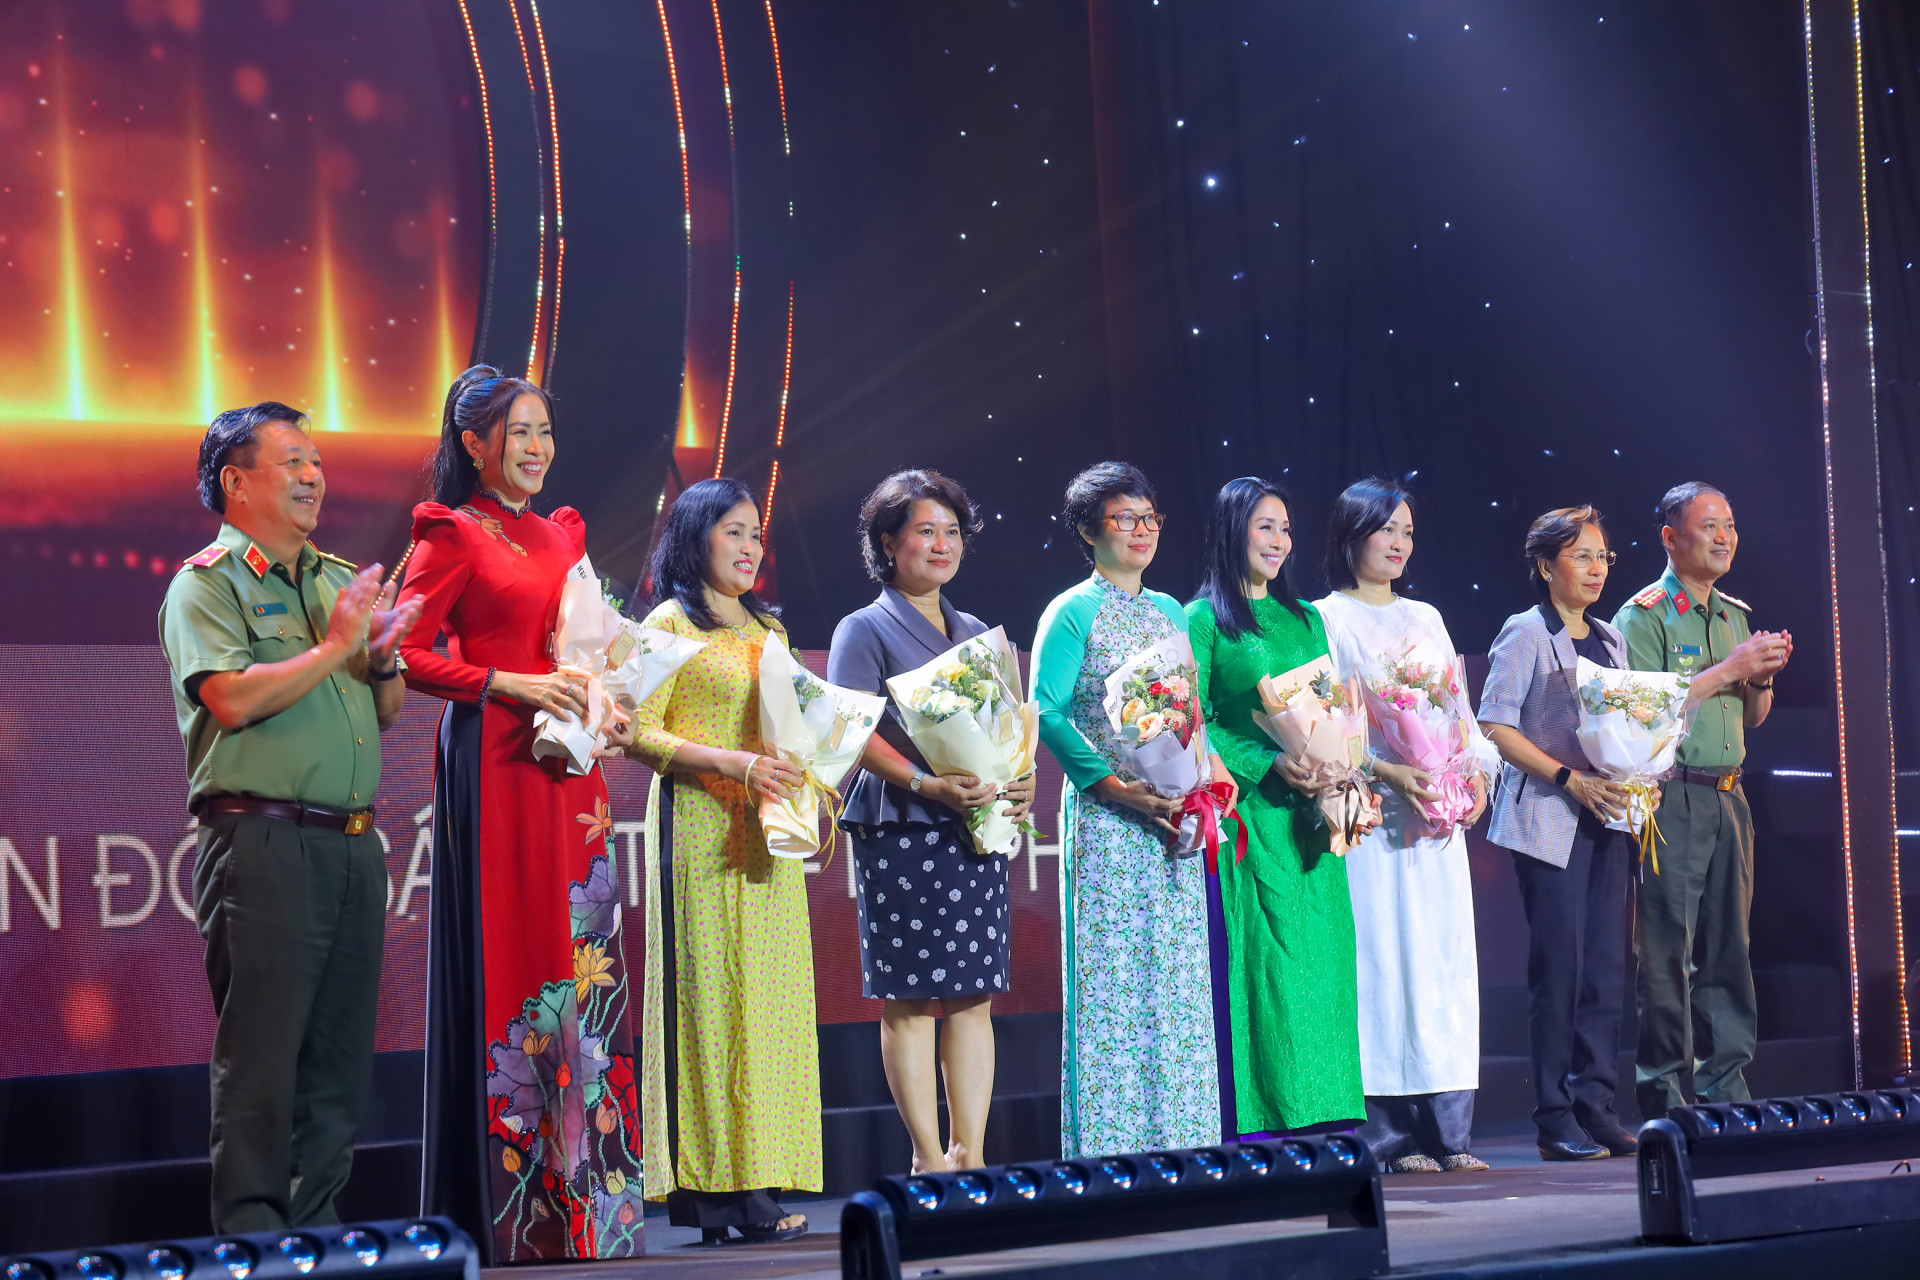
[1101,634,1217,858]
[1180,778,1247,873]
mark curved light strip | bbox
[530,0,565,383]
[1804,0,1861,1091]
[1849,0,1909,1073]
[454,0,499,356]
[764,280,793,524]
[764,0,790,156]
[506,1,547,383]
[709,0,742,478]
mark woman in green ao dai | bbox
[1185,477,1365,1136]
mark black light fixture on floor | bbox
[841,1136,1387,1280]
[1639,1089,1920,1244]
[2,1218,477,1280]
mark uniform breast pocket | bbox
[246,610,307,658]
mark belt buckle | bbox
[1716,773,1736,792]
[345,810,373,836]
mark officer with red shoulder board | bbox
[158,402,422,1232]
[1610,481,1792,1121]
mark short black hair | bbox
[197,401,310,514]
[1524,505,1607,599]
[1322,476,1414,591]
[1658,481,1727,531]
[647,476,779,632]
[1062,461,1157,565]
[857,469,983,584]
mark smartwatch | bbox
[1552,765,1573,790]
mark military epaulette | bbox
[310,541,359,572]
[182,543,231,569]
[1717,591,1752,613]
[1631,585,1668,609]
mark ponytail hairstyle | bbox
[647,476,781,632]
[429,364,553,507]
[1196,476,1309,639]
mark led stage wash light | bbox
[2,1219,476,1280]
[1639,1088,1920,1244]
[840,1136,1388,1280]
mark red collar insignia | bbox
[242,543,273,579]
[1671,590,1691,614]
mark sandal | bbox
[734,1214,808,1244]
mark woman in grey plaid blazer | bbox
[1476,506,1642,1164]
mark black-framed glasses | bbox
[1106,511,1166,533]
[1562,550,1618,568]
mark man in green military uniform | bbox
[159,402,422,1232]
[1612,481,1793,1120]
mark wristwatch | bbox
[1552,765,1573,789]
[909,769,928,794]
[1748,676,1774,690]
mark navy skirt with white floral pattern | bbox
[849,822,1010,1000]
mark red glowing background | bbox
[0,0,484,640]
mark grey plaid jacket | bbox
[1477,604,1627,866]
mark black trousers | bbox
[193,811,386,1232]
[1511,811,1632,1142]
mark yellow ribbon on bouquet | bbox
[758,764,848,866]
[1623,780,1664,876]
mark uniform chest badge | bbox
[252,602,290,617]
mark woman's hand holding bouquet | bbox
[755,634,886,858]
[1359,646,1483,837]
[1251,656,1383,854]
[886,627,1040,855]
[1102,635,1237,860]
[1572,658,1692,873]
[533,555,705,775]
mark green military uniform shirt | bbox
[158,522,382,811]
[1610,566,1753,769]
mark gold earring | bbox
[472,457,483,472]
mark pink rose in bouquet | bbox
[1360,646,1477,835]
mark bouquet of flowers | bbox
[1250,655,1382,854]
[885,626,1040,856]
[532,552,706,775]
[1358,644,1480,835]
[1573,657,1694,873]
[1102,634,1219,858]
[755,633,887,858]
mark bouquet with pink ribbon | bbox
[1358,645,1480,836]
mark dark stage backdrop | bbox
[1865,0,1920,1016]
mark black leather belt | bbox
[1671,766,1742,792]
[197,795,376,835]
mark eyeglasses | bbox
[1561,550,1618,568]
[1106,512,1166,533]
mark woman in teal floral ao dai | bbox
[1033,462,1237,1156]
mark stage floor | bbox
[492,1136,1641,1278]
[506,1136,1920,1274]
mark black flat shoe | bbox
[1583,1123,1639,1156]
[1538,1136,1609,1161]
[734,1214,808,1244]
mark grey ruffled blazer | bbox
[826,586,988,829]
[1477,603,1628,866]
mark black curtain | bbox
[1089,0,1850,1002]
[1864,2,1920,1018]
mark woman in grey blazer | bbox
[827,469,1034,1176]
[1477,506,1642,1163]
